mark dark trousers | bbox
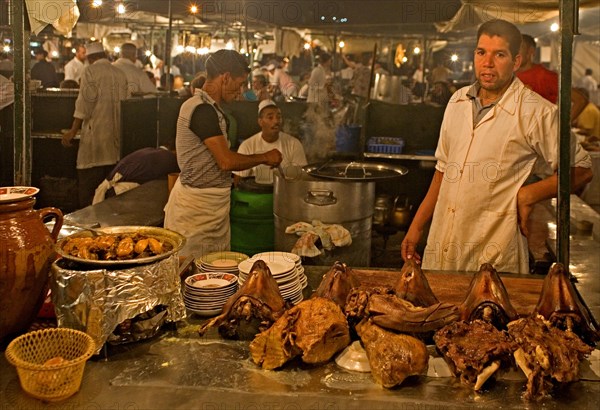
[77,164,114,209]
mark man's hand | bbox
[61,129,77,148]
[263,149,283,167]
[401,225,423,263]
[517,187,533,237]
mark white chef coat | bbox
[423,77,592,273]
[234,132,307,183]
[307,65,329,103]
[63,57,85,83]
[73,59,128,169]
[113,58,156,94]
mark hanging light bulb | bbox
[450,53,458,62]
[190,5,199,14]
[303,42,311,50]
[114,46,121,54]
[116,3,126,15]
[225,40,234,50]
[145,50,152,57]
[4,45,11,53]
[338,40,345,49]
[413,46,421,55]
[550,23,559,32]
[92,0,103,7]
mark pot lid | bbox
[303,161,408,181]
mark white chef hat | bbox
[258,99,277,115]
[85,42,104,55]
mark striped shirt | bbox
[176,89,231,188]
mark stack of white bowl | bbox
[183,272,238,316]
[195,251,249,274]
[238,252,306,305]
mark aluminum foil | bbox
[51,254,186,354]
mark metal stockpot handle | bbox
[304,190,337,206]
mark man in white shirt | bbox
[63,44,86,83]
[234,100,307,184]
[113,43,156,95]
[577,68,599,106]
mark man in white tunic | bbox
[401,19,593,274]
[234,100,307,184]
[113,43,156,95]
[62,42,129,208]
[63,44,86,83]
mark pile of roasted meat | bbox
[61,233,172,261]
[197,259,598,401]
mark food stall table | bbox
[1,266,598,409]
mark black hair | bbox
[318,53,332,64]
[477,19,522,59]
[521,34,536,50]
[205,49,250,79]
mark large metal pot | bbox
[273,172,375,267]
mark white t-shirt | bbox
[234,132,307,183]
[64,57,85,83]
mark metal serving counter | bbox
[1,265,599,409]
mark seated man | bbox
[234,100,307,184]
[572,87,600,142]
[93,143,179,204]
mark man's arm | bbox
[401,169,444,262]
[517,166,593,236]
[203,135,282,171]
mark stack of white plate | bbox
[194,251,249,274]
[183,272,238,316]
[238,252,305,305]
[252,251,308,289]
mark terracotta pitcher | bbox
[0,197,63,341]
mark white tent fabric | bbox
[25,0,79,36]
[436,0,599,33]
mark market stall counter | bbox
[1,264,599,409]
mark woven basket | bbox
[5,328,96,402]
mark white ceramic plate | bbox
[0,186,39,203]
[185,272,238,289]
[196,251,249,268]
[186,306,223,317]
[238,258,296,277]
[252,251,300,265]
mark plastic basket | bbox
[367,137,405,154]
[5,328,96,402]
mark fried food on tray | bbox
[61,233,172,261]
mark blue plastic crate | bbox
[367,137,405,154]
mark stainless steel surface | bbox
[370,74,410,105]
[55,225,186,266]
[2,265,599,409]
[64,179,169,228]
[303,161,408,181]
[273,173,375,267]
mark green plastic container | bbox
[230,188,274,256]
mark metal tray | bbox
[55,226,186,266]
[303,161,408,181]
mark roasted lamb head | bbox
[508,315,593,401]
[533,262,599,346]
[459,263,518,328]
[434,320,516,391]
[394,258,439,307]
[312,261,360,309]
[198,260,286,339]
[356,319,429,388]
[250,297,350,370]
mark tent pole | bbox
[11,0,30,186]
[557,0,578,271]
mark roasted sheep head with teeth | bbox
[533,262,599,346]
[198,259,286,340]
[508,315,593,401]
[312,261,360,309]
[459,263,518,329]
[393,259,439,307]
[434,319,516,391]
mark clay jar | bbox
[0,198,63,341]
